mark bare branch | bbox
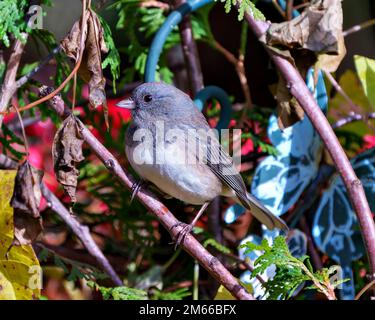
[332,112,375,129]
[173,0,204,95]
[0,35,28,127]
[343,18,375,37]
[241,7,375,277]
[40,184,123,286]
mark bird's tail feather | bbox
[245,192,288,232]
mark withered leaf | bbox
[60,9,109,128]
[10,161,44,246]
[276,76,305,129]
[52,115,84,203]
[261,0,346,128]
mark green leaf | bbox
[214,282,253,299]
[240,236,338,300]
[97,14,121,93]
[354,55,375,109]
[89,282,148,300]
[218,0,265,21]
[203,238,231,254]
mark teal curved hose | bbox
[144,0,213,82]
[144,0,232,129]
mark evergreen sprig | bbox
[240,236,344,300]
[219,0,265,21]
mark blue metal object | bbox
[224,69,328,223]
[144,0,231,129]
[194,86,232,131]
[313,147,375,299]
[277,0,300,18]
[144,0,213,83]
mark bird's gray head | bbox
[116,82,195,124]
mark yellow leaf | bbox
[214,282,253,300]
[0,270,16,299]
[354,55,375,109]
[327,70,373,138]
[0,170,41,300]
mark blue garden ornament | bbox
[224,69,328,223]
[312,147,375,299]
[144,0,232,130]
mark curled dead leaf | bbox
[60,9,109,128]
[261,0,346,128]
[10,161,44,246]
[52,115,84,203]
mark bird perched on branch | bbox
[117,82,288,245]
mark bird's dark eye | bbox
[143,94,152,103]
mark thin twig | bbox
[39,88,254,300]
[343,18,375,37]
[332,112,375,130]
[40,184,123,286]
[241,6,375,278]
[140,0,170,10]
[173,0,204,95]
[0,34,28,127]
[221,250,267,286]
[286,0,294,20]
[355,279,375,300]
[16,46,61,89]
[324,71,362,114]
[0,1,89,116]
[213,40,253,126]
[299,217,323,271]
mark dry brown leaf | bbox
[261,0,345,128]
[52,115,84,203]
[276,77,305,129]
[60,9,109,128]
[10,161,44,246]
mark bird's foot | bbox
[170,222,194,250]
[130,179,146,203]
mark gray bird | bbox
[117,82,288,245]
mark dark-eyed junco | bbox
[117,82,288,244]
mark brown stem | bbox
[332,112,375,129]
[0,1,88,116]
[286,0,294,21]
[40,184,123,286]
[173,0,204,95]
[324,71,362,114]
[355,279,375,300]
[343,18,375,37]
[0,35,28,127]
[140,0,170,10]
[299,217,323,271]
[213,40,253,125]
[242,10,375,278]
[39,88,253,300]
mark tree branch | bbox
[242,10,375,277]
[39,87,254,300]
[173,0,204,95]
[0,35,28,127]
[40,184,123,286]
[332,112,375,129]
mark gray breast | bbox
[125,125,223,205]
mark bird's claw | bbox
[130,179,145,203]
[171,222,193,250]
